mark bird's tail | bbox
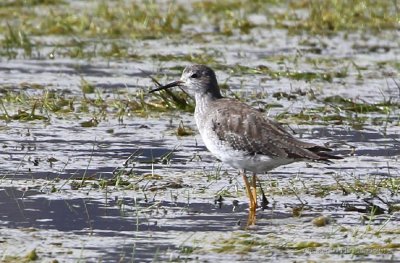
[308,145,343,162]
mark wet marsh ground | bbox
[0,0,399,262]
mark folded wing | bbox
[211,99,342,162]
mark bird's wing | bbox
[209,99,333,161]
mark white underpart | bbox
[195,106,294,173]
[200,127,293,173]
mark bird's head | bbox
[149,64,222,99]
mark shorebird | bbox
[149,64,342,224]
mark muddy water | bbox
[1,7,400,263]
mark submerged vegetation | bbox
[0,0,398,58]
[0,83,196,122]
[1,82,398,129]
[289,0,399,34]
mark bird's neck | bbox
[194,91,222,117]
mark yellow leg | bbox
[251,173,258,211]
[242,170,253,206]
[242,170,257,226]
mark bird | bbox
[149,64,342,225]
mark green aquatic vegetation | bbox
[192,0,246,15]
[5,82,395,131]
[100,42,124,58]
[1,248,40,263]
[15,1,188,39]
[216,188,236,198]
[324,95,398,114]
[274,93,399,129]
[304,56,349,69]
[0,91,50,121]
[274,109,342,126]
[41,92,73,113]
[227,64,276,76]
[25,249,38,261]
[1,88,74,115]
[225,64,347,82]
[212,233,268,254]
[180,246,197,255]
[150,89,195,113]
[260,173,399,206]
[152,51,220,65]
[80,78,95,94]
[1,0,397,61]
[0,0,64,7]
[0,96,44,121]
[291,241,324,249]
[80,118,99,128]
[0,85,196,124]
[0,1,190,56]
[176,121,195,136]
[333,175,400,201]
[1,23,33,58]
[53,39,140,60]
[191,1,258,35]
[98,175,134,189]
[0,0,397,45]
[368,242,400,249]
[312,215,331,227]
[309,182,343,198]
[63,40,90,59]
[286,0,399,34]
[286,70,347,82]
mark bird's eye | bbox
[190,73,198,78]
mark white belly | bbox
[198,125,294,174]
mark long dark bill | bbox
[149,80,184,93]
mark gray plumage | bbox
[150,64,342,174]
[207,98,338,160]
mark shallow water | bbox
[1,1,400,262]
